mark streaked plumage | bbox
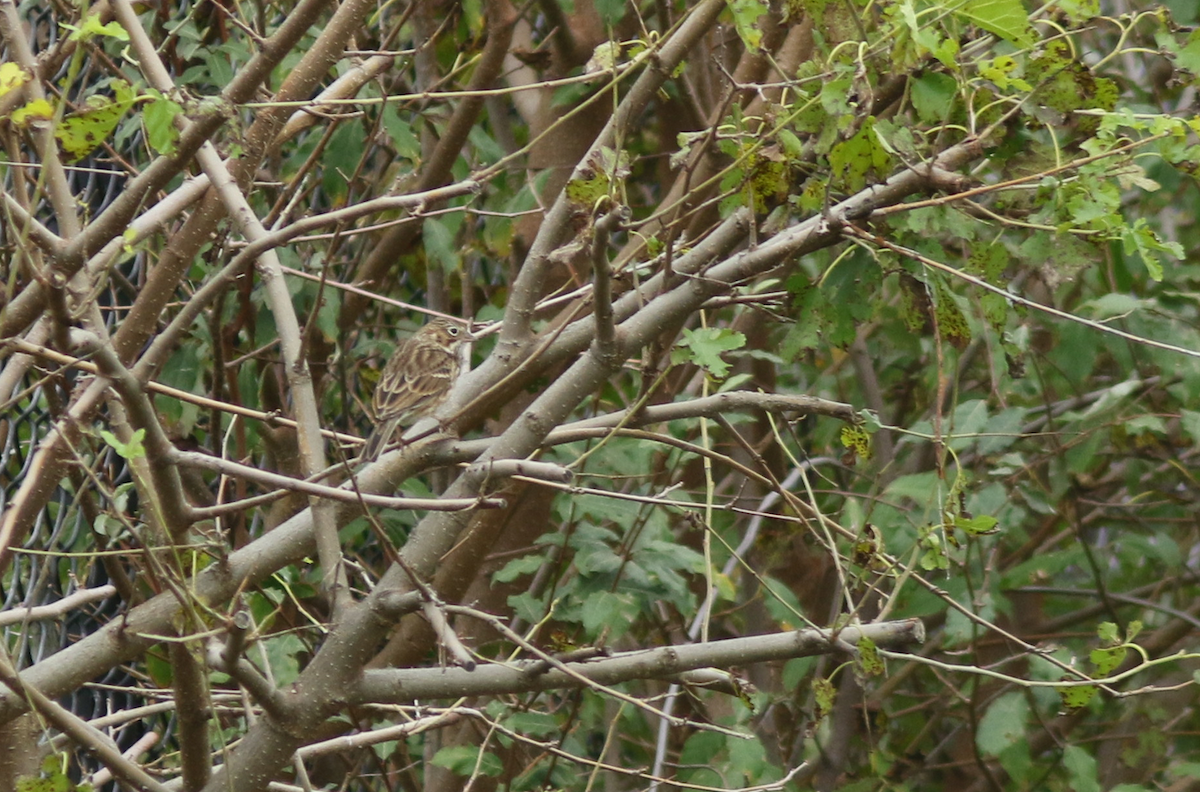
[364,317,469,459]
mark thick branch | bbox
[0,0,336,341]
[72,330,194,534]
[340,0,517,326]
[354,620,925,702]
[504,0,725,342]
[591,205,628,362]
[114,0,350,609]
[0,0,80,240]
[0,653,171,792]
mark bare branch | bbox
[0,652,172,792]
[71,329,195,535]
[0,586,116,627]
[353,620,925,702]
[591,204,629,362]
[504,0,726,343]
[173,450,505,513]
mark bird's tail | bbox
[362,417,400,461]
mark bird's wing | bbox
[372,343,458,421]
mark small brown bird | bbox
[364,317,470,459]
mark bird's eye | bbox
[448,327,460,336]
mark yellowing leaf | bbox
[840,425,872,462]
[57,102,121,160]
[0,62,29,100]
[585,41,621,74]
[857,636,884,676]
[813,676,835,720]
[56,88,137,161]
[10,98,54,126]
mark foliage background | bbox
[3,0,1200,791]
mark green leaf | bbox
[503,710,558,736]
[920,541,950,570]
[431,745,503,777]
[728,0,768,52]
[953,0,1034,47]
[92,513,128,541]
[594,0,627,26]
[898,271,931,333]
[671,327,746,379]
[16,754,76,792]
[829,117,892,192]
[779,128,804,159]
[680,730,725,773]
[587,41,622,73]
[565,146,630,208]
[143,94,184,155]
[998,739,1033,785]
[1059,682,1098,711]
[911,72,958,124]
[494,554,545,583]
[967,241,1009,284]
[932,279,971,349]
[955,514,999,535]
[1053,0,1098,24]
[727,733,769,780]
[1081,293,1147,320]
[782,657,815,691]
[507,591,549,624]
[1090,645,1126,677]
[99,428,146,461]
[884,471,940,507]
[976,691,1029,756]
[581,591,635,636]
[978,291,1008,331]
[813,676,836,720]
[979,54,1032,92]
[67,14,129,42]
[857,636,884,676]
[322,122,365,203]
[1121,218,1182,281]
[381,106,421,161]
[262,632,305,687]
[1062,744,1100,792]
[1172,29,1200,75]
[1181,410,1200,444]
[424,216,459,272]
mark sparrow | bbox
[363,317,469,459]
